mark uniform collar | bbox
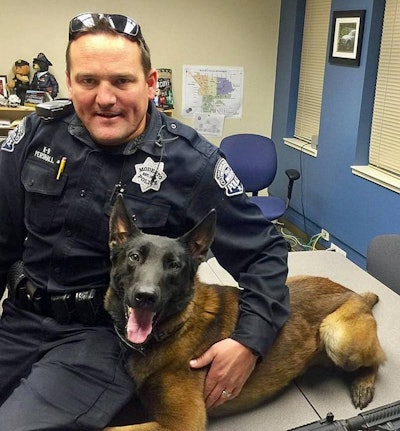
[123,102,164,156]
[68,115,98,149]
[67,103,168,157]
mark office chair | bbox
[220,134,300,221]
[366,234,400,295]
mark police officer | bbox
[0,13,289,430]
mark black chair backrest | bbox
[367,234,400,294]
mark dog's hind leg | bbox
[319,294,386,408]
[349,365,380,409]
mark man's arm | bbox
[188,153,290,404]
[190,153,290,355]
[0,117,34,294]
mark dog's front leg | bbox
[104,421,163,431]
[105,371,208,431]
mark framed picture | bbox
[329,10,365,67]
[0,75,8,97]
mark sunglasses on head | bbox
[69,13,142,41]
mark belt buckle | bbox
[50,294,75,324]
[75,289,102,325]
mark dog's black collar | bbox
[114,320,186,356]
[114,325,147,355]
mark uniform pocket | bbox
[105,193,170,234]
[22,159,67,233]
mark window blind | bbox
[294,0,330,143]
[369,0,400,177]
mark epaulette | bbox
[35,99,74,121]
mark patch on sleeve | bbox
[1,120,26,153]
[214,157,244,197]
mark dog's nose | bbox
[134,286,160,309]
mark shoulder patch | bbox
[214,157,244,197]
[1,120,26,152]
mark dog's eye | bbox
[128,253,140,263]
[168,261,181,270]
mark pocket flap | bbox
[22,159,67,196]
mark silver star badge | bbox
[132,157,167,192]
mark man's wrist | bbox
[230,337,262,361]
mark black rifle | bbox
[288,400,400,431]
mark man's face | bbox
[66,33,157,146]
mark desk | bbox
[0,106,35,135]
[198,251,400,430]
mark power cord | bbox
[280,226,324,251]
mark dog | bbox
[104,195,386,431]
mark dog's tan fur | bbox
[104,200,386,431]
[105,276,385,431]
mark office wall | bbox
[272,0,400,268]
[0,0,280,144]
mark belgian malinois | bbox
[104,195,386,431]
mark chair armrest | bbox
[285,169,301,203]
[285,169,301,182]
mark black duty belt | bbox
[12,283,108,326]
[7,261,110,326]
[6,261,109,326]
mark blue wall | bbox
[271,0,400,268]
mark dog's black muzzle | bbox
[130,285,161,310]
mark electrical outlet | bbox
[330,242,347,257]
[321,229,330,241]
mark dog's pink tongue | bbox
[126,308,155,344]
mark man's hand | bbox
[189,338,257,409]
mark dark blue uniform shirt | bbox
[0,102,289,357]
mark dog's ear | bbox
[109,194,141,248]
[180,209,216,262]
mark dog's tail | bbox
[320,294,386,372]
[361,291,379,308]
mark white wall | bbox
[0,0,280,144]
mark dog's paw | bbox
[350,381,375,409]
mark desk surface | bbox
[199,251,400,430]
